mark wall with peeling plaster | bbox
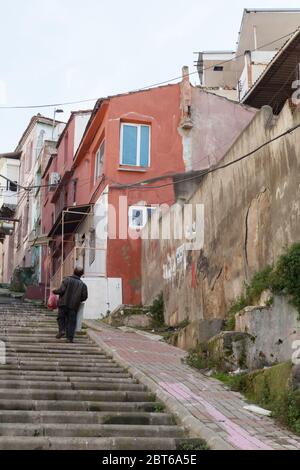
[180,87,256,172]
[142,103,300,350]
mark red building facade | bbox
[43,84,183,309]
[41,73,255,316]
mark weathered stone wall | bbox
[142,103,300,350]
[235,296,300,369]
[206,296,300,371]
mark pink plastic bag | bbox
[47,293,59,310]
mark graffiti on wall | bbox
[163,244,187,282]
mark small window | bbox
[95,141,105,181]
[23,205,29,238]
[73,180,77,204]
[121,123,150,167]
[45,175,49,198]
[25,141,33,173]
[64,189,68,206]
[17,216,22,248]
[36,130,45,160]
[89,229,96,266]
[128,206,157,229]
[213,66,224,71]
[6,180,18,192]
[64,131,69,166]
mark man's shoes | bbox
[66,338,74,343]
[56,332,65,339]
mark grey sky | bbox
[1,0,300,151]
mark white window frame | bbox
[94,140,105,183]
[128,206,157,230]
[120,123,151,167]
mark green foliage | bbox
[215,362,300,436]
[177,319,190,329]
[225,243,300,327]
[153,403,166,413]
[272,389,300,435]
[245,266,274,303]
[186,343,216,370]
[149,293,165,326]
[225,295,248,331]
[285,391,300,434]
[178,439,209,451]
[225,266,273,330]
[213,371,249,392]
[149,393,157,402]
[271,243,300,316]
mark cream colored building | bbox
[196,9,300,101]
[4,115,64,284]
[0,152,21,283]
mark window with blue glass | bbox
[120,123,150,167]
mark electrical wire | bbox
[0,29,298,111]
[111,122,300,191]
[3,116,299,198]
[1,28,299,203]
[3,119,300,201]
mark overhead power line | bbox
[112,122,300,191]
[0,29,298,110]
[1,120,300,196]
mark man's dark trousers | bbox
[57,307,77,341]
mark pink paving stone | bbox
[92,324,300,451]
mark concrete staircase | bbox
[0,302,196,450]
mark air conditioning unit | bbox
[49,172,60,191]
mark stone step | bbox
[5,353,109,360]
[0,336,90,344]
[3,344,104,351]
[0,375,135,384]
[2,331,88,338]
[6,346,103,354]
[0,380,146,392]
[0,423,184,438]
[0,319,55,322]
[0,302,189,450]
[0,325,57,336]
[0,436,178,450]
[0,410,174,425]
[0,321,55,325]
[2,329,86,335]
[0,389,154,402]
[0,399,161,412]
[0,312,53,316]
[0,370,131,379]
[5,358,117,366]
[0,320,57,325]
[1,364,126,373]
[0,330,89,336]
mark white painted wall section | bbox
[81,277,122,320]
[74,113,91,155]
